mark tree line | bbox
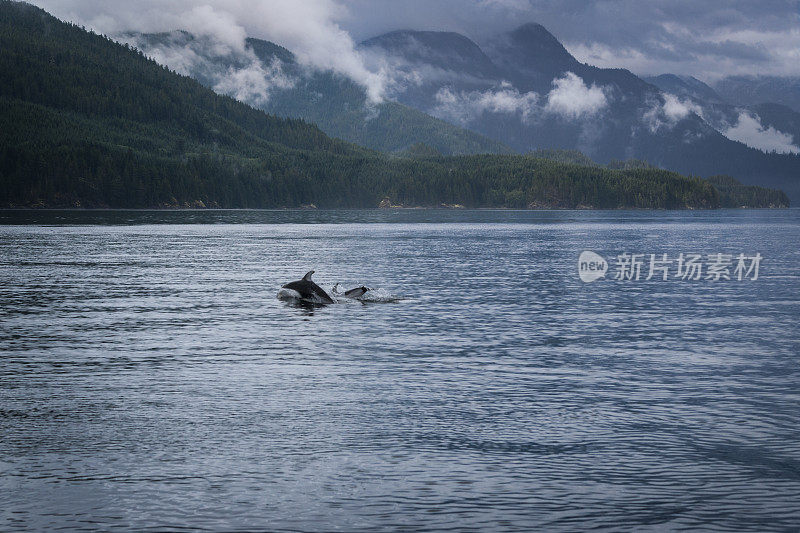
[0,1,788,209]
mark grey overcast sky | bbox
[30,0,800,82]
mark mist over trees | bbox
[0,2,788,209]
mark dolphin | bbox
[332,283,371,299]
[343,286,370,298]
[280,271,334,304]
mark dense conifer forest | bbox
[0,2,788,209]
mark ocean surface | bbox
[1,209,799,531]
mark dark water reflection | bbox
[1,209,799,531]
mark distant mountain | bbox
[749,103,800,147]
[128,31,512,156]
[2,1,738,210]
[359,24,800,201]
[492,23,577,80]
[121,19,800,201]
[248,37,512,156]
[644,74,800,144]
[644,74,725,104]
[361,30,502,80]
[362,25,658,155]
[714,76,800,113]
[646,74,800,157]
[484,22,651,94]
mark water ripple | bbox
[1,209,799,531]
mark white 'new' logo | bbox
[578,251,607,283]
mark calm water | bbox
[1,209,799,531]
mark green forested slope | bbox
[128,32,513,156]
[0,1,784,209]
[707,175,789,208]
[246,53,514,156]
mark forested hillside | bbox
[707,176,789,208]
[0,2,786,209]
[359,25,800,201]
[128,31,513,156]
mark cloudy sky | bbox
[31,0,800,85]
[342,0,800,81]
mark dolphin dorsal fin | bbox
[302,270,315,281]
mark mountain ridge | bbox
[358,23,800,201]
[643,74,726,104]
[3,1,762,210]
[361,30,501,79]
[124,18,800,201]
[714,75,800,113]
[127,29,513,156]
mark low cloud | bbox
[124,32,295,106]
[432,84,539,125]
[642,93,703,132]
[361,51,494,100]
[339,0,800,82]
[545,72,608,119]
[31,0,387,102]
[432,73,610,126]
[567,26,800,82]
[212,59,295,105]
[662,94,703,121]
[723,112,799,154]
[30,0,800,98]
